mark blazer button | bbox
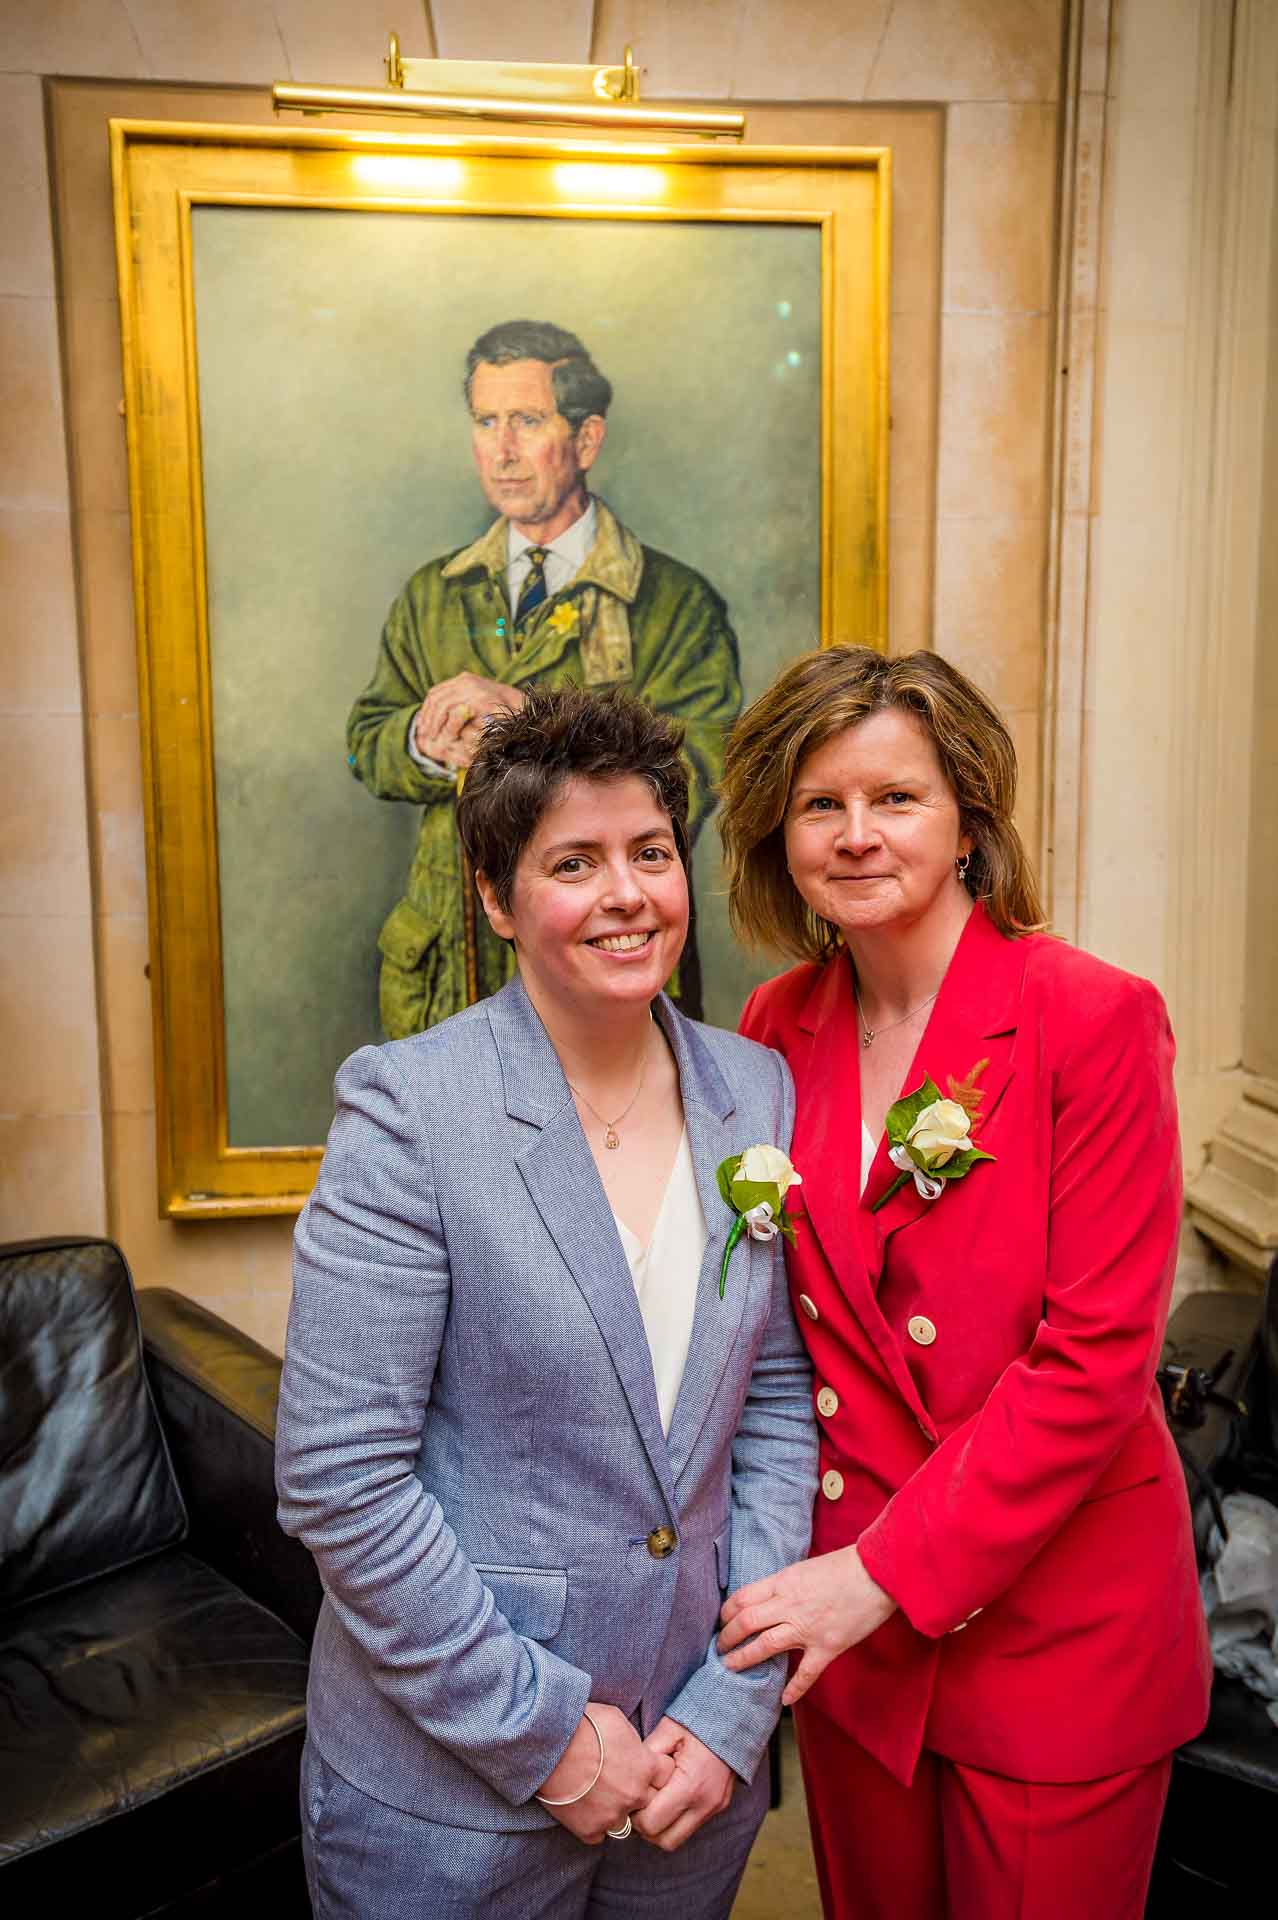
[907,1314,937,1346]
[798,1293,819,1321]
[816,1386,839,1417]
[821,1469,845,1501]
[646,1525,677,1559]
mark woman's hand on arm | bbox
[536,1703,674,1846]
[717,1545,897,1707]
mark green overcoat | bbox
[347,499,742,1038]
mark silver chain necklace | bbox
[853,986,940,1050]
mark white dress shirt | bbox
[612,1127,706,1436]
[506,498,596,609]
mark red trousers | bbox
[795,1704,1172,1920]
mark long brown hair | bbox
[719,645,1044,962]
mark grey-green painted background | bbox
[193,205,821,1147]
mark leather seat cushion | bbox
[0,1238,187,1610]
[1179,1674,1278,1792]
[1158,1678,1278,1894]
[0,1551,308,1911]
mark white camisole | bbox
[612,1127,707,1435]
[861,1121,878,1198]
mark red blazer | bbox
[740,903,1211,1787]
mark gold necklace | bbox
[853,986,940,1050]
[567,1050,649,1151]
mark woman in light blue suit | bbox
[277,686,818,1918]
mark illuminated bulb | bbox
[552,163,668,200]
[351,156,465,192]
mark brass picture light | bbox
[273,36,746,140]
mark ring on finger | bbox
[606,1816,632,1840]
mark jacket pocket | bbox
[376,897,440,1038]
[1081,1422,1170,1503]
[714,1525,732,1595]
[473,1563,569,1642]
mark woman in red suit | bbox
[715,646,1210,1920]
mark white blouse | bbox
[612,1127,707,1435]
[861,1121,878,1198]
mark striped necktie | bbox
[514,547,549,626]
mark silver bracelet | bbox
[534,1707,605,1807]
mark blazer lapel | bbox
[791,954,876,1307]
[486,980,677,1513]
[792,954,930,1413]
[861,905,1028,1267]
[656,1001,749,1484]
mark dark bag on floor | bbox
[1156,1289,1264,1557]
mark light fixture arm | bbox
[385,31,404,88]
[274,37,744,140]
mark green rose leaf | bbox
[937,1144,996,1176]
[728,1177,783,1216]
[716,1154,744,1206]
[884,1075,944,1148]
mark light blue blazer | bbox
[276,976,818,1829]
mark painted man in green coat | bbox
[347,319,742,1037]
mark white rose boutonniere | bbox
[907,1098,973,1164]
[716,1147,802,1298]
[874,1074,995,1212]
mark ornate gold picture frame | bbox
[112,119,889,1219]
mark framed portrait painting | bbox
[111,119,889,1217]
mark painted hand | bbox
[412,713,475,770]
[717,1544,897,1707]
[414,672,525,768]
[633,1717,734,1852]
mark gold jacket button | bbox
[816,1386,839,1417]
[907,1314,937,1346]
[821,1469,845,1501]
[646,1525,677,1559]
[798,1293,819,1322]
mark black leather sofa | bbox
[1147,1264,1278,1913]
[0,1237,322,1918]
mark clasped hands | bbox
[413,672,525,771]
[537,1703,734,1852]
[536,1547,894,1847]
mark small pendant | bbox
[861,1030,874,1049]
[604,1127,620,1150]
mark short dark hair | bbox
[457,685,689,911]
[463,320,613,431]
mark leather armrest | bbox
[137,1288,322,1644]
